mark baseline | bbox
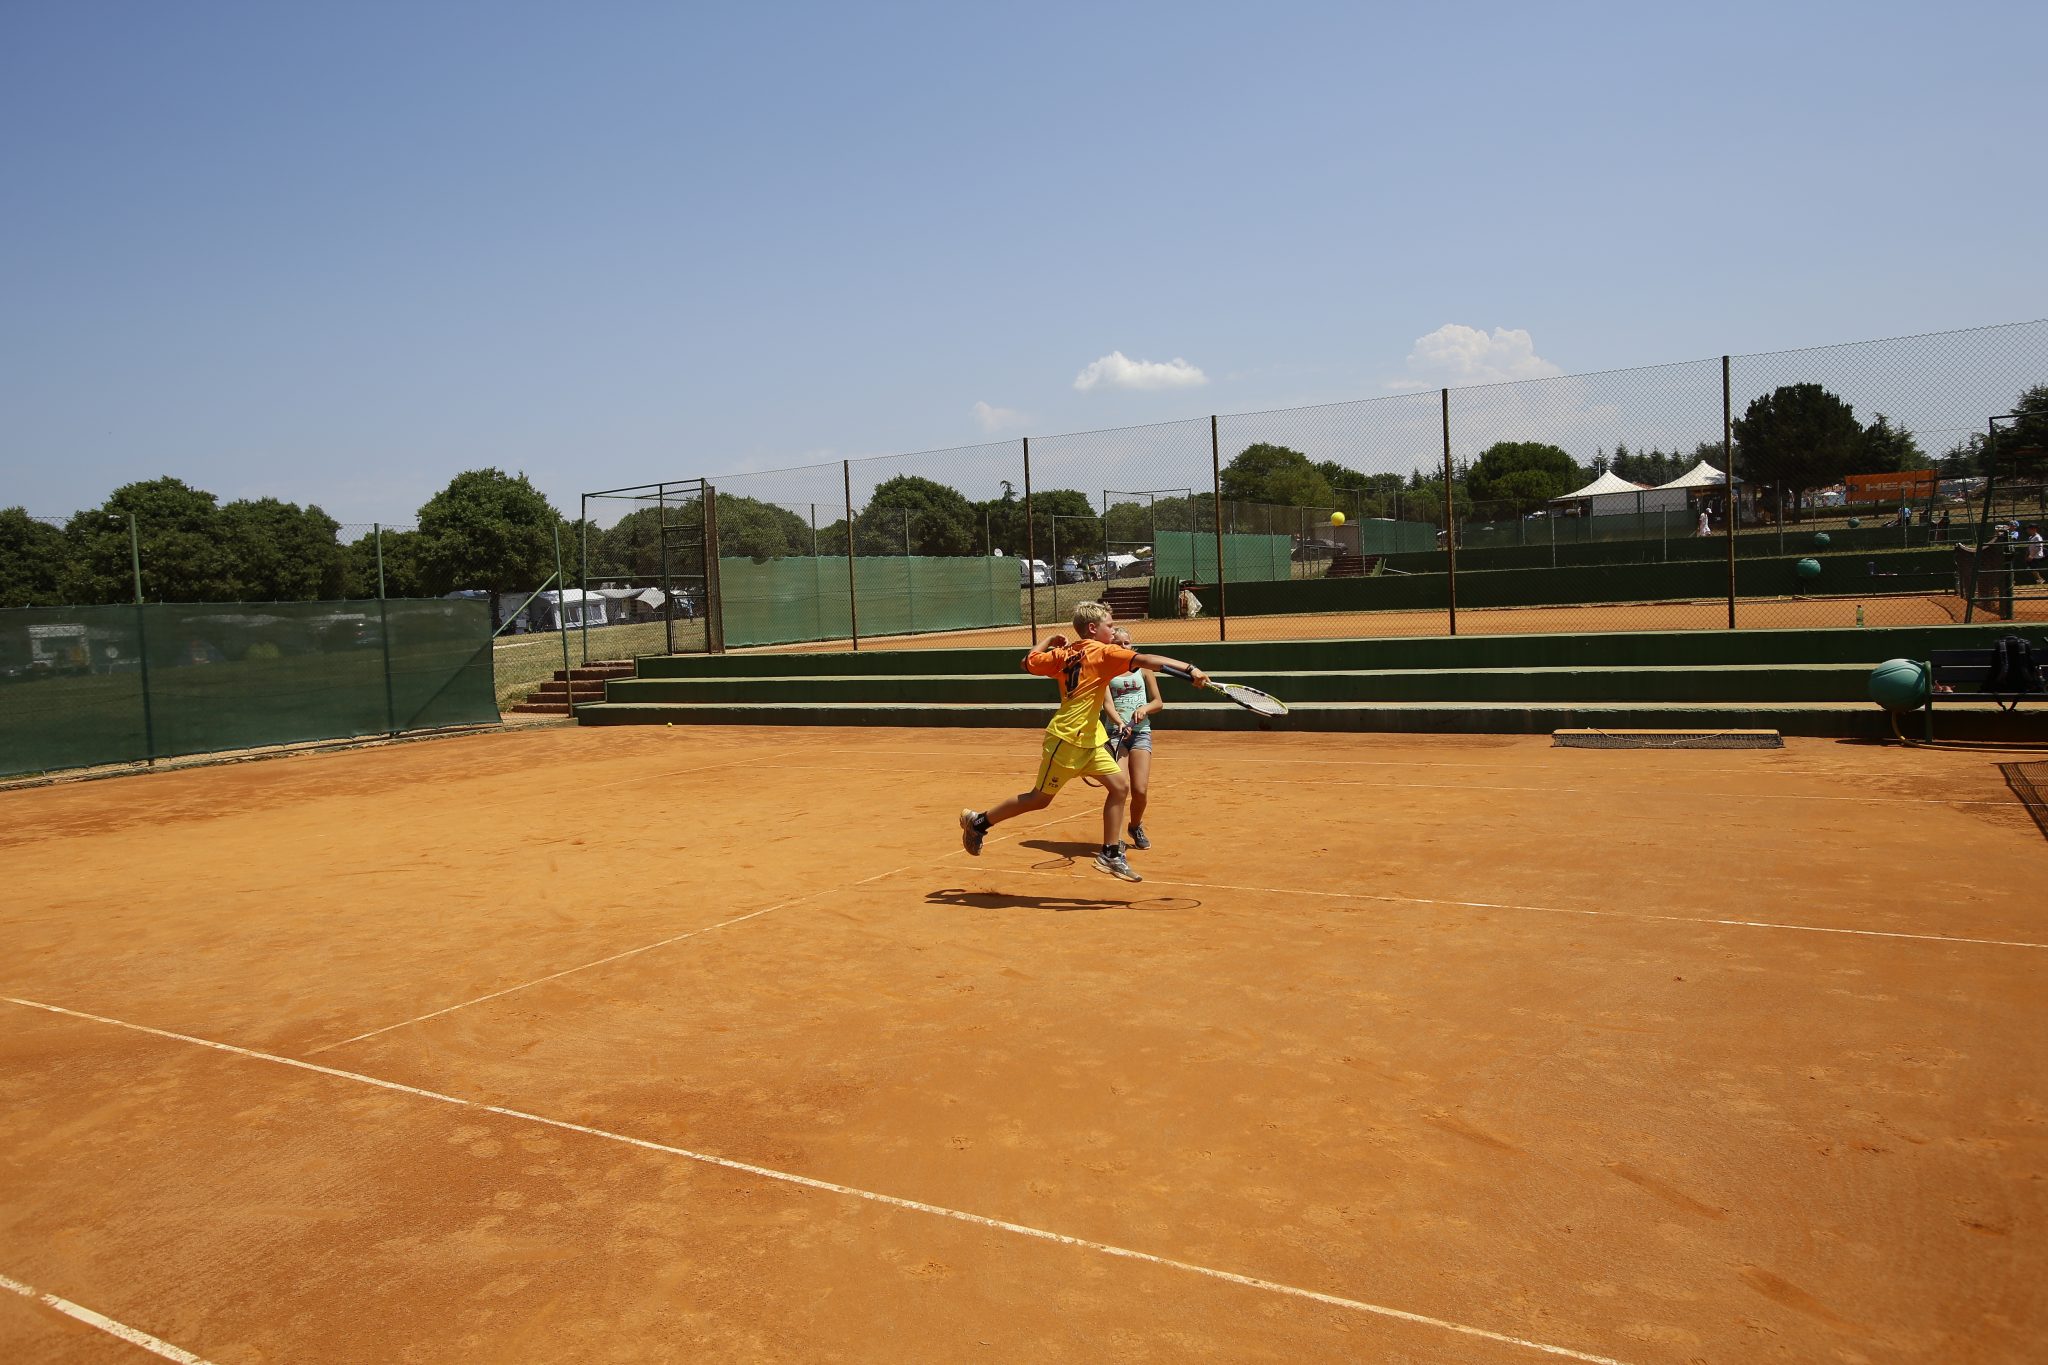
[1,1271,217,1365]
[2,996,1637,1365]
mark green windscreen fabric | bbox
[0,599,497,779]
[1154,531,1295,583]
[719,556,1017,647]
[1354,519,1440,554]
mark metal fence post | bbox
[843,461,860,650]
[703,483,725,654]
[577,498,590,665]
[375,521,397,733]
[1723,356,1737,629]
[122,512,157,764]
[553,520,570,688]
[1023,438,1037,645]
[658,484,672,656]
[1442,389,1457,636]
[1211,415,1227,641]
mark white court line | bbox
[748,762,2010,809]
[2,997,1635,1365]
[1,1271,217,1364]
[304,807,1097,1055]
[1300,779,2011,807]
[302,897,824,1054]
[1000,868,2048,951]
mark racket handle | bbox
[1160,664,1205,686]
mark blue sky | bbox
[3,1,2043,526]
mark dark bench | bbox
[1923,642,2047,737]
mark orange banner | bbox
[1844,470,1938,503]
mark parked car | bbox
[1113,555,1154,579]
[1057,557,1086,583]
[1291,537,1343,562]
[1018,558,1052,587]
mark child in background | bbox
[1102,625,1164,850]
[959,602,1207,882]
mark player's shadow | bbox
[926,887,1204,914]
[926,887,1131,912]
[1017,838,1103,862]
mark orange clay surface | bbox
[2,723,2043,1364]
[755,591,2036,654]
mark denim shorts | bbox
[1123,727,1153,753]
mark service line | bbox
[1000,867,2048,951]
[303,806,1097,1056]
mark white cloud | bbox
[1400,325,1563,388]
[972,400,1027,433]
[1072,351,1208,393]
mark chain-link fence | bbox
[0,598,497,779]
[590,319,2044,649]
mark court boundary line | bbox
[1,1271,217,1365]
[1002,868,2048,951]
[2,995,1636,1365]
[303,807,1098,1056]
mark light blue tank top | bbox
[1107,671,1149,732]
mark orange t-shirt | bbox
[1026,638,1138,746]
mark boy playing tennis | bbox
[958,601,1208,882]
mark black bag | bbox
[1985,635,2042,711]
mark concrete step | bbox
[627,624,2027,679]
[574,697,2040,739]
[598,663,1883,706]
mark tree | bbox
[856,476,977,556]
[1219,443,1336,508]
[415,469,560,620]
[713,494,812,560]
[974,483,1026,558]
[1856,414,1926,475]
[64,477,233,604]
[1731,383,1863,513]
[0,508,71,608]
[1024,489,1099,561]
[591,506,666,576]
[1996,384,2048,482]
[340,526,426,598]
[1464,441,1579,514]
[219,497,344,601]
[1940,435,1988,480]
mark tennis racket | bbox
[1161,664,1287,717]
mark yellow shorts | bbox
[1031,733,1120,796]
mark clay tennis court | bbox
[3,723,2042,1363]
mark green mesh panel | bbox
[719,557,1017,647]
[1153,531,1294,583]
[0,600,497,779]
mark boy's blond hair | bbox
[1072,601,1112,633]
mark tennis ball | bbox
[1331,511,1346,526]
[1868,657,1929,712]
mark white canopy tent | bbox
[1653,460,1740,491]
[1551,470,1687,517]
